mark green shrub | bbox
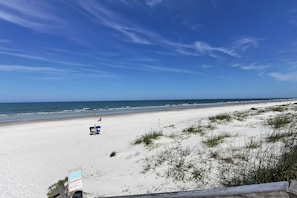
[183,125,205,135]
[47,177,68,198]
[266,131,294,143]
[133,131,163,146]
[268,106,287,112]
[266,114,292,129]
[209,114,232,122]
[203,133,231,147]
[191,168,203,180]
[245,138,261,149]
[233,111,250,121]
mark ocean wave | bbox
[0,98,293,123]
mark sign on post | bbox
[68,167,83,193]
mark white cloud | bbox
[78,1,155,45]
[268,72,297,81]
[288,8,297,25]
[0,50,49,61]
[0,49,99,68]
[195,41,239,58]
[211,0,218,11]
[233,37,261,52]
[234,37,258,52]
[119,27,152,44]
[232,63,270,70]
[0,39,10,43]
[0,64,66,73]
[143,64,194,74]
[191,24,203,30]
[145,0,163,8]
[0,1,63,32]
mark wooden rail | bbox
[98,181,297,198]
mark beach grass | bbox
[266,113,293,129]
[47,177,68,198]
[221,119,297,187]
[245,138,261,149]
[183,125,205,135]
[133,131,163,146]
[209,113,232,122]
[203,133,231,147]
[268,106,288,112]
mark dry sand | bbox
[0,100,296,198]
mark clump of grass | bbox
[266,114,292,129]
[233,111,250,121]
[209,113,232,122]
[133,131,163,146]
[210,151,219,159]
[168,133,177,139]
[205,123,216,130]
[268,106,287,112]
[266,131,294,143]
[191,168,203,180]
[142,143,206,183]
[183,125,205,135]
[221,157,234,164]
[203,133,231,147]
[245,138,261,149]
[47,177,68,198]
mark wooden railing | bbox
[97,181,297,198]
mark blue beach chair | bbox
[95,126,101,134]
[89,125,101,135]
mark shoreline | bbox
[0,98,296,127]
[0,100,297,198]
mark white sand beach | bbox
[0,100,297,198]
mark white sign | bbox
[68,167,82,193]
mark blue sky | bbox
[0,0,297,102]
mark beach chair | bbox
[95,126,101,134]
[89,126,101,135]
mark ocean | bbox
[0,98,291,123]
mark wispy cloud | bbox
[77,1,253,60]
[195,41,239,58]
[78,0,154,45]
[0,64,66,73]
[0,49,98,68]
[0,39,10,43]
[145,0,163,8]
[288,8,297,25]
[161,40,239,58]
[149,50,177,56]
[0,50,49,61]
[191,24,203,30]
[233,36,263,52]
[0,1,63,33]
[142,64,194,74]
[211,0,218,11]
[268,72,297,81]
[232,63,270,70]
[0,64,119,79]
